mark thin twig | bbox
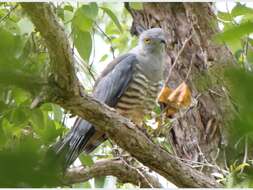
[243,36,252,71]
[209,89,224,97]
[0,4,18,23]
[223,150,229,171]
[71,35,74,56]
[165,33,193,84]
[120,157,154,188]
[90,28,96,69]
[70,28,96,83]
[240,135,248,174]
[94,22,115,59]
[61,113,67,126]
[30,95,44,109]
[170,154,229,174]
[85,29,97,82]
[225,0,238,26]
[109,141,155,187]
[74,54,96,82]
[234,135,244,149]
[185,54,194,81]
[109,139,155,187]
[196,143,209,165]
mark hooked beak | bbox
[159,38,166,45]
[161,39,166,44]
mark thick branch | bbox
[21,3,79,96]
[21,2,221,188]
[62,94,220,188]
[65,159,162,188]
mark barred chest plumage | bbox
[116,64,161,125]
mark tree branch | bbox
[21,2,221,188]
[65,158,162,188]
[21,3,80,97]
[0,4,18,23]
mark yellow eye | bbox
[144,38,151,44]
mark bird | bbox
[53,28,166,169]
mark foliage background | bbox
[0,1,253,188]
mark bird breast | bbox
[116,66,161,125]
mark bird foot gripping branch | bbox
[157,81,192,118]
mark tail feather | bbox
[52,118,107,170]
[83,133,107,154]
[65,130,94,167]
[52,119,95,169]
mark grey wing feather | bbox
[53,53,138,168]
[93,53,137,106]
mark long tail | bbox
[52,118,107,169]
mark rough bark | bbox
[21,2,81,107]
[65,159,162,188]
[126,2,235,174]
[21,2,222,188]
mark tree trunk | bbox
[126,2,235,174]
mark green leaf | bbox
[247,50,253,64]
[234,49,244,64]
[225,69,253,142]
[3,19,20,34]
[217,11,232,21]
[0,28,24,58]
[12,88,29,104]
[81,3,98,20]
[72,7,94,32]
[233,163,250,173]
[73,29,92,62]
[10,108,27,125]
[71,3,98,32]
[2,118,15,137]
[72,181,91,188]
[40,103,53,112]
[79,154,94,167]
[51,105,63,122]
[30,109,45,129]
[129,2,143,10]
[64,5,74,12]
[64,9,74,24]
[95,176,106,188]
[101,7,123,32]
[82,181,92,188]
[224,38,242,54]
[154,105,161,114]
[231,3,253,17]
[214,21,253,43]
[0,101,8,113]
[56,7,64,21]
[99,54,108,62]
[42,121,64,144]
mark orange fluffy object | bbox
[158,82,191,117]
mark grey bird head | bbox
[139,28,166,53]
